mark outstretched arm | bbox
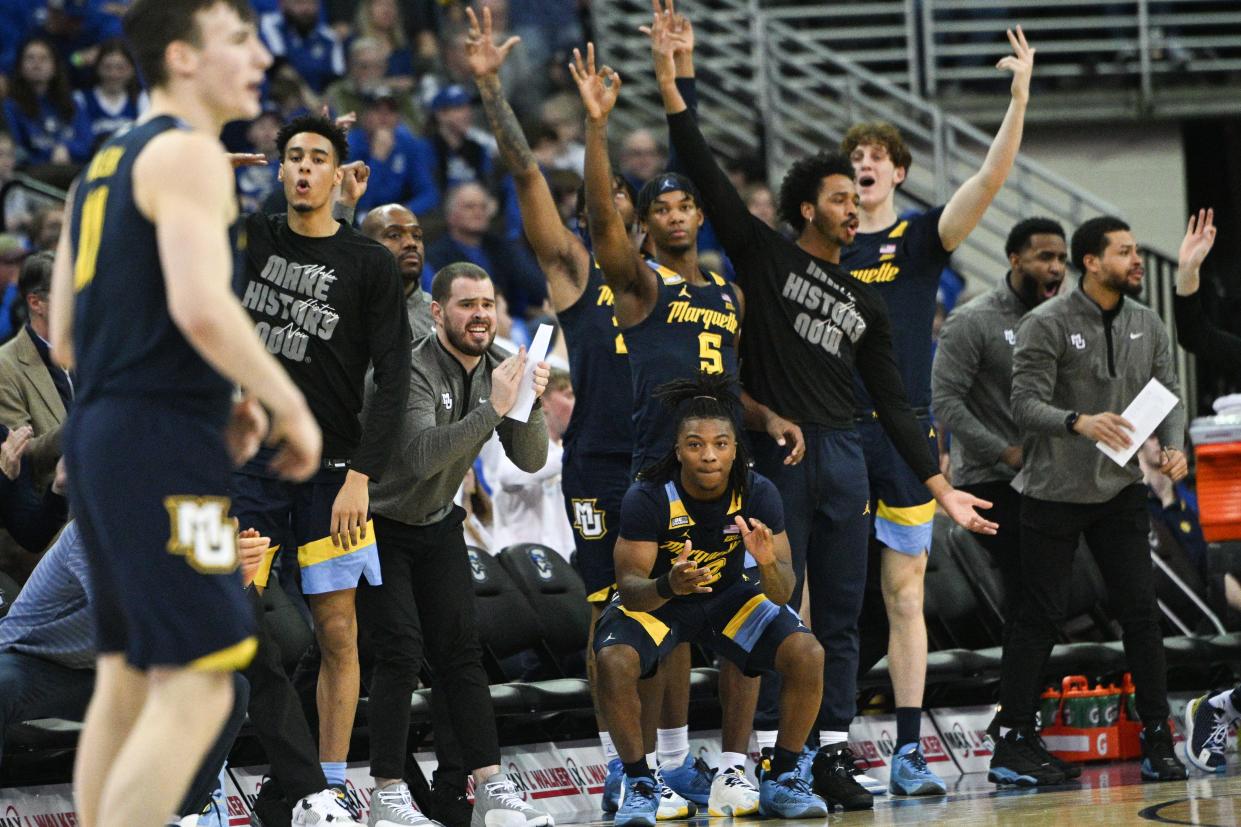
[570,45,654,321]
[938,27,1035,252]
[467,6,591,311]
[1173,208,1241,375]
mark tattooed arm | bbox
[467,7,591,312]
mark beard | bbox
[1105,270,1143,298]
[446,321,493,356]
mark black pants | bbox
[997,485,1169,728]
[358,508,500,780]
[243,587,326,803]
[958,480,1024,641]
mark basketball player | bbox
[839,27,1035,795]
[231,113,412,798]
[48,2,320,824]
[359,203,433,341]
[647,1,997,809]
[594,375,826,826]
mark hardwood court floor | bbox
[560,763,1241,826]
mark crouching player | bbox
[593,375,826,826]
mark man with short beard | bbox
[357,262,556,827]
[933,217,1067,611]
[993,215,1189,786]
[360,202,433,340]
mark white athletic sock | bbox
[646,751,658,772]
[1208,688,1241,721]
[600,731,619,761]
[719,751,747,771]
[753,729,778,752]
[819,730,849,750]
[656,726,690,768]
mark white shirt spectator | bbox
[480,434,574,560]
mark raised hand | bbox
[490,348,528,417]
[997,26,1035,103]
[1179,208,1216,272]
[465,6,521,79]
[0,424,31,481]
[639,0,692,84]
[669,537,712,595]
[339,160,371,206]
[735,516,775,565]
[567,44,622,123]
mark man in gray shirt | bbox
[989,215,1188,787]
[361,203,434,341]
[356,262,554,827]
[932,217,1066,616]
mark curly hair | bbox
[1005,217,1065,258]
[840,121,913,174]
[777,151,855,233]
[276,114,350,165]
[637,372,751,499]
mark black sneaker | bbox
[810,746,873,811]
[988,728,1066,787]
[1141,724,1188,781]
[431,781,473,827]
[754,747,774,785]
[1030,730,1082,780]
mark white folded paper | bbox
[1096,378,1178,466]
[506,323,554,423]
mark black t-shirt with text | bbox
[239,213,411,479]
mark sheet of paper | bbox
[506,323,554,423]
[1096,377,1178,466]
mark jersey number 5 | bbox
[698,332,723,374]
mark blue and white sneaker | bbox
[658,755,713,806]
[602,758,623,812]
[651,767,696,820]
[615,775,660,827]
[759,771,828,819]
[888,743,947,796]
[1184,693,1231,773]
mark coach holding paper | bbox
[989,216,1188,785]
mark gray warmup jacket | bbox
[932,278,1028,487]
[368,333,548,526]
[1010,284,1185,504]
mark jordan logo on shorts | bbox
[572,499,607,539]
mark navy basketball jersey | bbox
[619,470,784,600]
[842,206,949,411]
[69,115,232,419]
[623,262,740,475]
[557,262,633,460]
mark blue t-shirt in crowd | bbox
[259,10,345,93]
[346,125,440,218]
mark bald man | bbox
[361,203,433,341]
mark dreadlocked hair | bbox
[637,372,751,499]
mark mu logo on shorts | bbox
[572,499,607,540]
[164,496,237,574]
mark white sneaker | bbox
[293,788,365,825]
[651,769,695,820]
[370,782,442,827]
[707,766,759,817]
[470,775,554,827]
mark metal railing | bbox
[922,0,1241,116]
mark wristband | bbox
[1065,411,1080,434]
[655,572,674,599]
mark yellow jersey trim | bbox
[723,593,769,640]
[190,636,258,672]
[297,520,378,568]
[875,500,936,527]
[620,606,671,645]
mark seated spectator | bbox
[325,36,422,132]
[480,368,575,559]
[618,127,666,192]
[0,520,254,821]
[235,106,283,216]
[0,234,26,343]
[508,0,584,98]
[31,0,125,76]
[0,251,71,491]
[346,88,439,218]
[28,205,63,253]
[73,39,147,152]
[536,91,586,174]
[0,420,69,559]
[0,133,31,236]
[353,0,417,89]
[0,1,39,86]
[1139,436,1209,579]
[742,182,778,230]
[2,36,92,166]
[424,182,545,316]
[260,0,346,94]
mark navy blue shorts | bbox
[562,449,630,604]
[858,414,938,554]
[230,449,380,595]
[593,575,810,678]
[65,397,257,671]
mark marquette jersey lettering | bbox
[624,263,740,472]
[571,498,608,540]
